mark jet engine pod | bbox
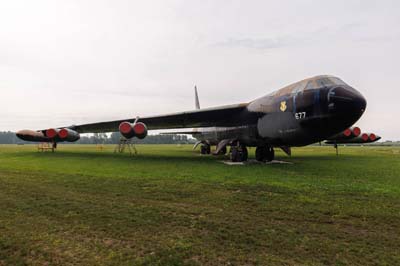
[330,126,361,140]
[45,128,60,139]
[342,126,361,138]
[368,133,376,142]
[133,122,148,139]
[370,134,381,142]
[58,128,80,142]
[351,127,361,137]
[16,130,50,142]
[343,128,352,137]
[119,122,148,139]
[361,133,369,142]
[119,122,135,139]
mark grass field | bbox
[0,144,399,266]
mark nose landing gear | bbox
[255,146,275,162]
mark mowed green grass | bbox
[0,145,399,266]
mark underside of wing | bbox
[160,130,198,135]
[70,103,249,134]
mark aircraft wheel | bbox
[240,146,248,162]
[200,144,211,155]
[265,147,275,162]
[230,147,238,162]
[220,146,227,155]
[255,146,266,162]
[230,145,248,162]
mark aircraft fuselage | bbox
[191,76,366,147]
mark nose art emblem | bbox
[280,101,287,112]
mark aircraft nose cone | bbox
[328,86,367,117]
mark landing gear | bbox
[200,144,211,155]
[218,146,227,155]
[230,145,248,162]
[255,146,275,162]
[334,143,339,156]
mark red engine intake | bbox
[335,126,361,140]
[45,128,59,139]
[58,128,80,142]
[369,133,376,142]
[352,127,361,137]
[361,133,369,142]
[343,128,352,137]
[119,122,148,139]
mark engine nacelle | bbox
[16,130,50,142]
[341,126,361,138]
[361,133,369,142]
[349,127,361,137]
[45,128,60,139]
[328,126,361,140]
[58,128,80,142]
[368,133,376,142]
[119,122,148,139]
[326,131,381,144]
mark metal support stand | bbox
[114,137,137,156]
[38,142,56,152]
[96,144,104,151]
[334,143,339,156]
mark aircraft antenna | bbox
[194,86,200,109]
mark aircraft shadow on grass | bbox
[23,148,350,165]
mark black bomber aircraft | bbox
[17,75,380,162]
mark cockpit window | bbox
[315,77,335,87]
[291,81,307,94]
[304,80,316,90]
[328,77,347,86]
[275,76,348,97]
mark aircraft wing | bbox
[70,103,249,134]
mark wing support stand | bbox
[114,116,141,156]
[334,141,339,156]
[114,137,137,156]
[38,142,56,152]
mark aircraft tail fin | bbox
[194,86,200,109]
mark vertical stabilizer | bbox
[194,86,200,109]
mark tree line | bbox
[0,131,195,145]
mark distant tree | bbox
[109,132,122,144]
[0,131,19,144]
[1,131,195,145]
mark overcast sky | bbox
[1,0,399,140]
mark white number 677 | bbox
[295,112,306,119]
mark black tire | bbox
[240,146,248,162]
[200,144,211,155]
[230,148,239,162]
[200,145,207,155]
[220,146,227,155]
[255,147,266,162]
[265,147,275,162]
[206,145,211,154]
